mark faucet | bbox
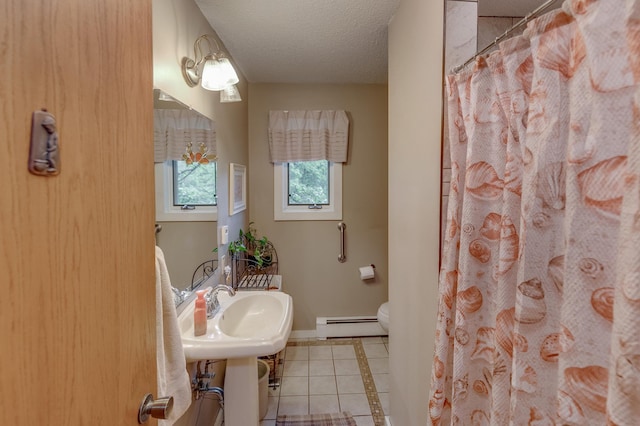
[171,286,182,305]
[204,285,236,318]
[171,286,191,307]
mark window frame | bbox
[274,161,342,221]
[155,161,217,222]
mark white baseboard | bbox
[316,316,387,339]
[290,317,388,341]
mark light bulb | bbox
[201,57,240,91]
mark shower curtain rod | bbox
[452,0,560,73]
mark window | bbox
[274,160,342,221]
[155,160,217,221]
[173,160,217,206]
[288,160,329,206]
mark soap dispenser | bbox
[194,289,208,336]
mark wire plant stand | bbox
[190,258,218,291]
[232,241,279,290]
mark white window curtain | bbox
[153,109,216,163]
[268,110,349,163]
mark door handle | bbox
[138,393,174,424]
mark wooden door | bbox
[0,0,156,424]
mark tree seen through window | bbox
[173,160,217,206]
[287,160,329,205]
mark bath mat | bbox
[275,412,357,426]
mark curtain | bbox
[268,110,349,163]
[154,109,216,163]
[430,1,640,425]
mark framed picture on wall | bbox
[229,163,247,215]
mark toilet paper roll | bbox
[359,265,375,280]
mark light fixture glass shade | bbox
[201,57,240,91]
[220,84,242,103]
[158,91,177,102]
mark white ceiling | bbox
[195,0,400,84]
[195,0,557,84]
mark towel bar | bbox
[338,222,346,263]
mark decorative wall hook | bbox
[28,109,60,176]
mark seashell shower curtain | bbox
[430,0,640,425]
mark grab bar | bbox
[337,222,346,263]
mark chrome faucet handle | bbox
[211,284,236,295]
[171,286,187,306]
[203,287,216,318]
[205,285,236,319]
[212,284,236,305]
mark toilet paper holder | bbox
[359,264,376,280]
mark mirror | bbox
[153,89,218,292]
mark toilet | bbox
[377,302,389,332]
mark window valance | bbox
[154,109,216,163]
[268,110,349,163]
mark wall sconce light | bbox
[181,34,239,91]
[220,84,242,103]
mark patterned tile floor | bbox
[260,337,389,426]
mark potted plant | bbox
[227,239,247,258]
[238,222,272,268]
[229,222,272,268]
[252,236,272,268]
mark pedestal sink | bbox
[178,290,293,426]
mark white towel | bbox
[156,246,192,425]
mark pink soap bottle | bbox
[194,290,207,336]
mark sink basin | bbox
[178,290,293,361]
[219,293,287,338]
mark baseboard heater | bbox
[316,316,387,339]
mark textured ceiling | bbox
[195,0,557,84]
[195,0,400,84]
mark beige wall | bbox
[388,0,444,424]
[248,84,389,331]
[153,0,249,292]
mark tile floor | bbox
[260,337,389,426]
